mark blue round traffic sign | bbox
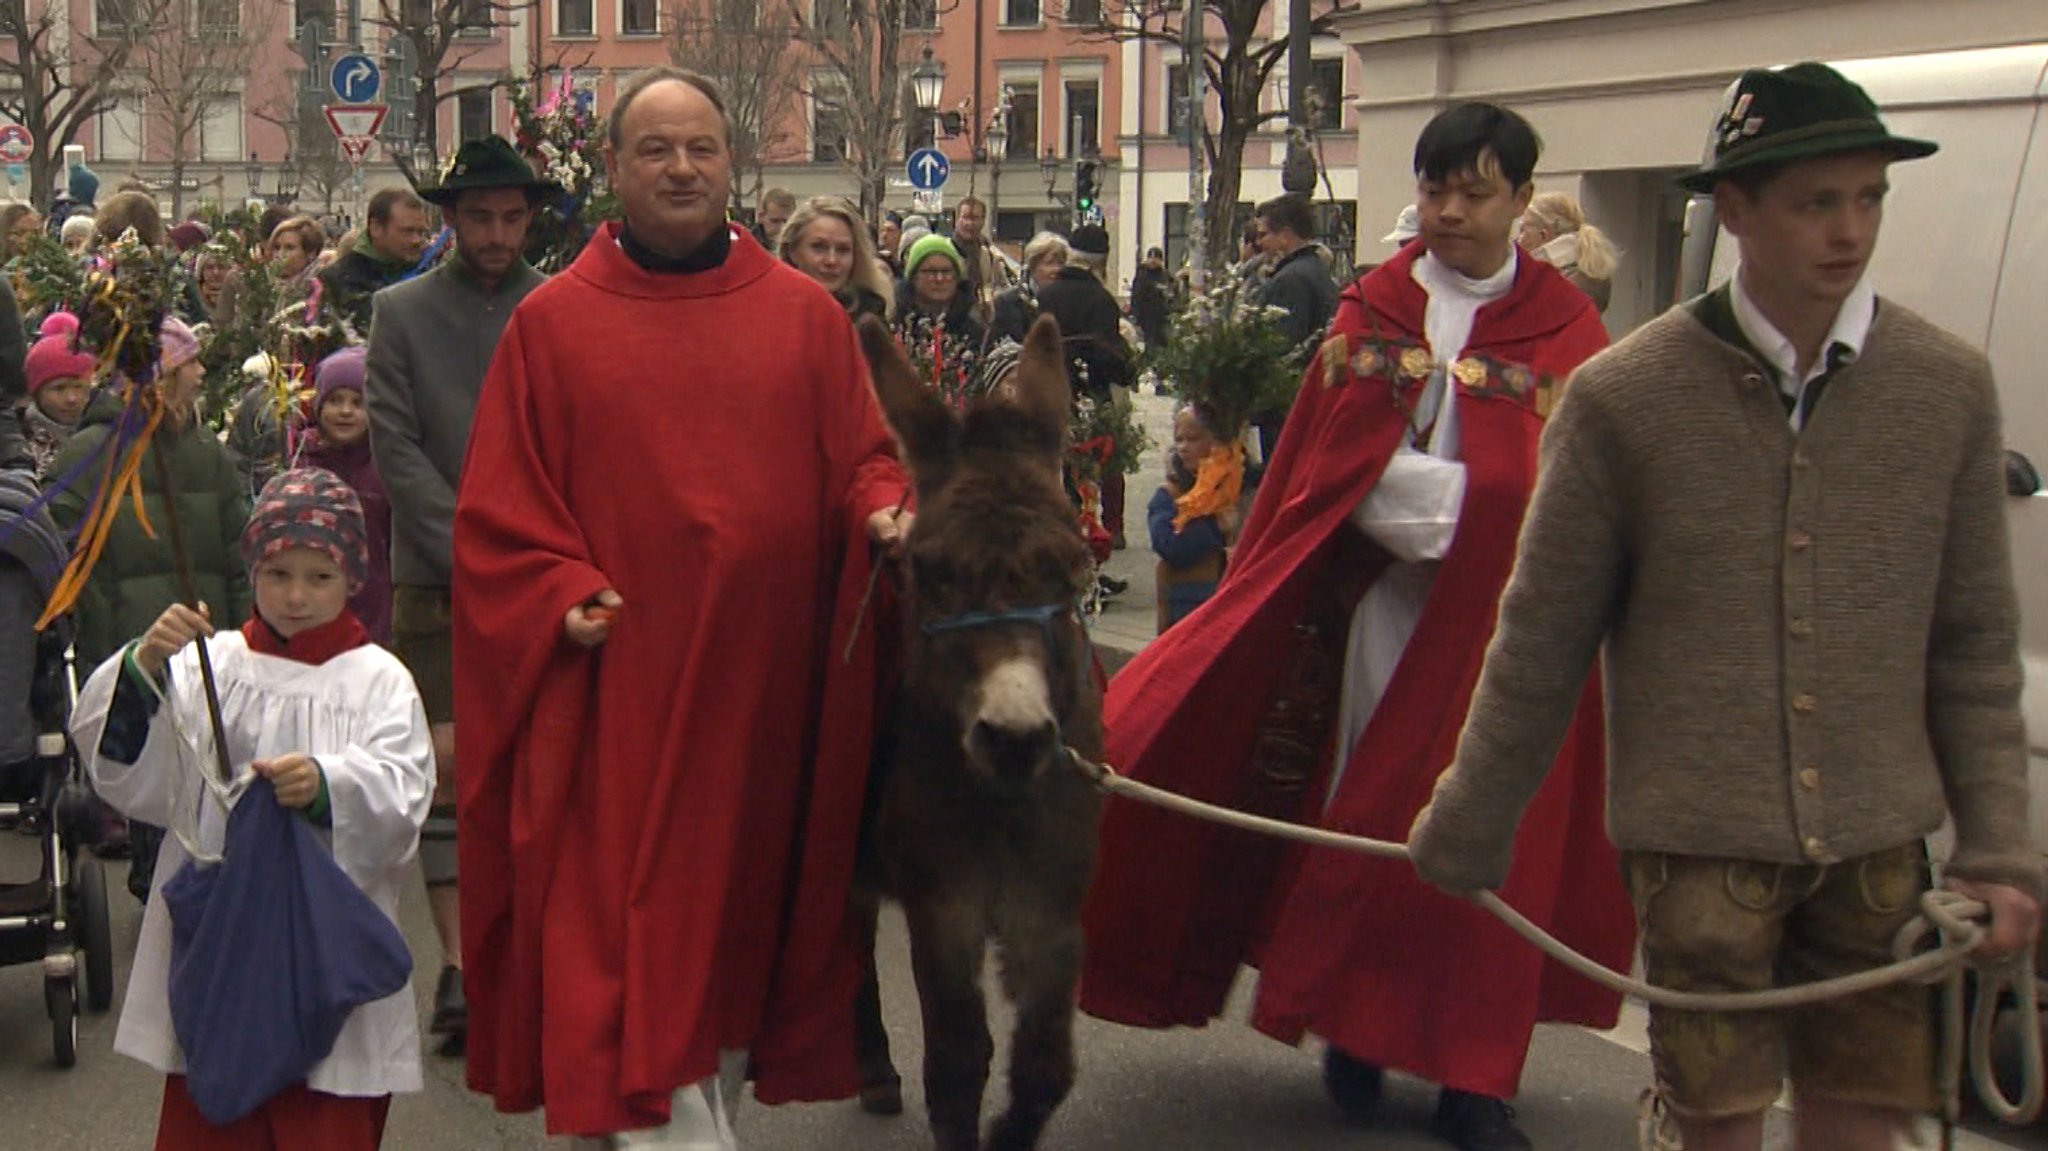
[907,147,951,191]
[330,54,383,104]
[0,124,32,166]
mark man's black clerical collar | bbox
[619,222,731,273]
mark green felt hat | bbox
[1679,62,1937,194]
[420,134,558,206]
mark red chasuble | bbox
[452,224,908,1136]
[1079,243,1636,1099]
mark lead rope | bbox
[1064,750,2045,1143]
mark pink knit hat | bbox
[158,317,201,373]
[24,312,96,395]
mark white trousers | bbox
[569,1050,749,1151]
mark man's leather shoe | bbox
[431,965,466,1036]
[1322,1048,1384,1123]
[1432,1088,1533,1151]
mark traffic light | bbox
[1075,159,1100,213]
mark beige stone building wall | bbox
[1331,0,2048,333]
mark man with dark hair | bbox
[1249,193,1338,459]
[364,134,551,1062]
[1081,101,1628,1151]
[948,194,1010,319]
[454,68,910,1148]
[1411,63,2040,1151]
[318,186,431,332]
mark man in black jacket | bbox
[1038,223,1134,551]
[319,186,433,333]
[1249,194,1337,459]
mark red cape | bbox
[1079,244,1636,1098]
[453,225,909,1135]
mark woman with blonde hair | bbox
[779,195,893,322]
[989,231,1068,344]
[1518,190,1619,313]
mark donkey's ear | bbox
[856,315,955,477]
[1012,313,1073,436]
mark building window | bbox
[904,0,937,29]
[1003,80,1038,161]
[812,0,849,35]
[557,0,594,36]
[811,77,849,163]
[457,0,495,35]
[1063,0,1101,23]
[293,0,334,36]
[195,0,238,37]
[99,96,142,161]
[95,0,148,36]
[1002,0,1039,27]
[1308,56,1344,130]
[1063,80,1098,158]
[1162,200,1253,274]
[622,0,659,35]
[1166,63,1193,141]
[458,88,493,143]
[200,96,242,161]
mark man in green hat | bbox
[1407,61,2041,1151]
[364,132,552,1058]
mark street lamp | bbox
[274,153,302,206]
[909,47,946,118]
[244,151,263,202]
[1040,148,1063,201]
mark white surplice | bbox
[1328,251,1518,801]
[71,633,435,1099]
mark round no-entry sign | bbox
[0,125,34,166]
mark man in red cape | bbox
[1079,104,1636,1151]
[452,69,910,1144]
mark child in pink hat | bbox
[15,312,98,478]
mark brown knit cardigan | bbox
[1410,300,2042,899]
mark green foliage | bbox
[1142,266,1306,438]
[1069,389,1151,480]
[12,233,86,320]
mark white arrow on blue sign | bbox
[906,147,950,191]
[330,53,383,104]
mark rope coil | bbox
[1065,749,2044,1130]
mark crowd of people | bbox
[0,54,2032,1151]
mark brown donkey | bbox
[856,313,1105,1151]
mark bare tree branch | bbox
[1077,0,1357,267]
[126,0,280,216]
[0,0,166,206]
[665,0,806,209]
[786,0,926,229]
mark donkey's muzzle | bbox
[969,718,1062,783]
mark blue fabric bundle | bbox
[162,784,410,1126]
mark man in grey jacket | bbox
[366,134,550,1057]
[1409,63,2040,1151]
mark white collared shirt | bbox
[1729,265,1876,432]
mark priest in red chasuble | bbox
[451,68,910,1146]
[1080,103,1635,1151]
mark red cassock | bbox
[451,224,909,1136]
[1079,243,1638,1099]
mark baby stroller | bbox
[0,470,115,1067]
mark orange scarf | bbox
[1173,443,1244,532]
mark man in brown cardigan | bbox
[1408,62,2042,1151]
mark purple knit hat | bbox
[240,468,369,595]
[24,312,96,395]
[312,346,367,411]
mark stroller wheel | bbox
[45,974,78,1068]
[75,856,114,1012]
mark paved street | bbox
[2,387,2043,1150]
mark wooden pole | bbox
[147,435,236,787]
